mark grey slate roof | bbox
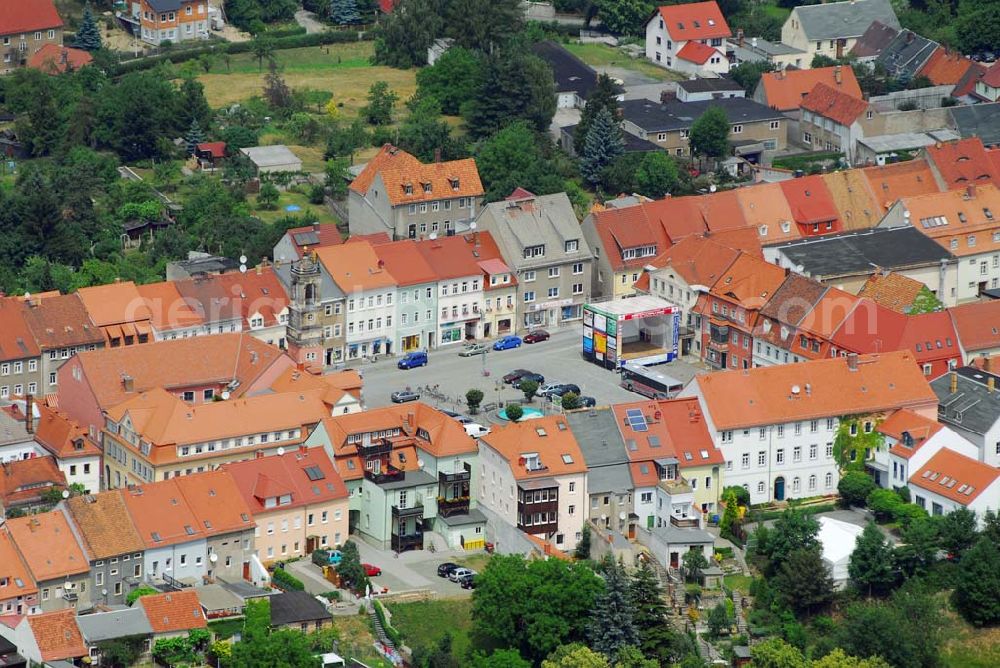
[622,98,783,133]
[932,368,1000,435]
[475,192,590,272]
[794,0,900,41]
[950,102,1000,146]
[774,226,953,278]
[561,124,662,154]
[849,20,899,58]
[875,30,938,81]
[651,525,715,544]
[566,410,634,495]
[77,607,153,643]
[530,41,621,100]
[677,77,744,94]
[269,591,332,627]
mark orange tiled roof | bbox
[709,252,787,311]
[349,145,420,196]
[414,232,506,282]
[268,366,362,404]
[949,300,1000,352]
[27,609,86,661]
[315,241,396,293]
[213,267,290,329]
[136,281,205,332]
[898,311,960,370]
[760,67,862,112]
[925,138,1000,188]
[656,2,731,40]
[878,408,944,458]
[828,298,908,354]
[480,416,587,480]
[641,233,746,292]
[734,182,802,244]
[910,448,1000,504]
[65,491,146,560]
[695,350,937,430]
[801,82,870,126]
[861,159,941,213]
[795,287,860,345]
[0,529,37,600]
[821,171,882,231]
[0,298,41,363]
[6,511,89,581]
[696,190,750,232]
[33,404,101,460]
[0,457,66,507]
[857,272,926,312]
[614,397,724,468]
[918,47,976,86]
[27,44,92,74]
[0,0,63,34]
[173,470,257,536]
[139,591,207,634]
[900,183,1000,257]
[351,145,484,207]
[677,41,718,64]
[982,61,1000,89]
[222,447,348,515]
[780,174,840,228]
[76,281,152,328]
[372,239,439,286]
[19,293,103,350]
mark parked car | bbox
[454,416,474,425]
[493,335,523,351]
[362,563,382,577]
[459,574,477,589]
[448,567,476,582]
[503,369,533,384]
[391,390,420,403]
[542,383,581,398]
[397,351,428,369]
[437,562,460,578]
[323,550,343,566]
[463,423,490,438]
[459,343,489,357]
[578,396,597,408]
[513,372,544,388]
[523,329,550,344]
[439,409,462,418]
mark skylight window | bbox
[562,454,574,464]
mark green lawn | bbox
[761,2,792,22]
[563,42,684,82]
[385,598,474,658]
[723,574,753,595]
[943,614,1000,667]
[252,189,343,227]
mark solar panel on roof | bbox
[293,231,320,246]
[626,408,648,432]
[304,466,325,481]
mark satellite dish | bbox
[209,553,218,563]
[469,221,477,230]
[221,390,231,400]
[101,588,108,597]
[23,292,30,300]
[429,232,438,240]
[791,385,801,395]
[903,210,911,218]
[619,511,627,521]
[239,255,248,264]
[277,447,286,456]
[61,489,70,499]
[240,264,247,274]
[64,581,75,590]
[709,184,717,193]
[417,459,425,469]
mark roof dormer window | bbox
[449,177,459,190]
[403,184,413,195]
[422,182,432,194]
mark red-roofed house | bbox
[872,408,978,490]
[975,61,1000,102]
[898,311,962,379]
[950,300,1000,359]
[645,2,731,75]
[0,609,86,664]
[799,83,872,163]
[26,43,91,74]
[754,66,862,113]
[909,448,1000,523]
[923,138,1000,191]
[194,141,226,171]
[0,0,64,75]
[139,591,208,637]
[779,175,842,236]
[0,456,66,512]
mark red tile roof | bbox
[196,142,226,158]
[949,300,1000,353]
[222,447,348,515]
[414,232,505,282]
[0,298,41,363]
[6,511,89,581]
[139,591,208,634]
[26,44,92,74]
[20,293,103,350]
[26,609,86,662]
[0,457,66,507]
[760,67,862,112]
[828,299,908,354]
[696,190,749,232]
[480,416,587,481]
[0,528,37,601]
[801,83,870,126]
[910,448,1000,504]
[857,272,926,313]
[32,404,101,460]
[213,267,291,329]
[172,470,257,536]
[925,138,1000,188]
[982,61,1000,89]
[918,47,977,87]
[316,241,396,292]
[677,41,718,65]
[878,408,943,459]
[349,144,483,207]
[656,2,731,40]
[65,491,146,560]
[861,160,942,213]
[0,0,63,35]
[898,311,960,372]
[734,182,803,244]
[372,239,438,287]
[614,397,724,468]
[709,252,787,311]
[780,175,840,227]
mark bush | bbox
[271,567,305,591]
[312,549,330,566]
[466,389,484,415]
[505,403,523,422]
[561,392,581,410]
[723,485,751,508]
[838,471,877,508]
[867,488,904,523]
[126,585,158,606]
[309,184,326,205]
[374,600,402,647]
[208,617,245,640]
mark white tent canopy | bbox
[817,515,864,584]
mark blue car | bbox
[397,351,428,369]
[493,335,523,351]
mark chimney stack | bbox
[989,377,996,394]
[985,356,992,373]
[834,65,842,85]
[122,375,135,393]
[255,450,264,459]
[966,184,976,200]
[434,148,441,163]
[847,352,858,371]
[950,371,958,394]
[25,394,34,434]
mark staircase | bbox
[368,603,395,651]
[733,592,748,635]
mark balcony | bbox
[437,497,470,518]
[392,503,424,519]
[709,323,730,346]
[62,590,79,602]
[365,465,405,485]
[658,478,693,496]
[391,532,424,552]
[439,466,471,485]
[670,515,701,529]
[357,439,393,460]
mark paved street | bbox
[352,327,706,414]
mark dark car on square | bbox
[523,329,550,344]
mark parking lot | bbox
[356,328,706,415]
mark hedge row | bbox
[112,30,370,75]
[749,502,838,522]
[374,600,403,648]
[271,567,305,591]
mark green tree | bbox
[682,549,708,582]
[250,35,275,71]
[177,77,212,131]
[635,151,680,198]
[416,47,483,115]
[938,507,978,559]
[257,182,280,210]
[473,554,604,664]
[838,586,943,668]
[330,0,361,23]
[588,558,638,658]
[729,60,775,95]
[325,119,369,159]
[750,638,807,668]
[575,73,623,148]
[445,0,524,52]
[220,125,260,152]
[152,636,198,665]
[520,380,539,402]
[231,628,321,667]
[466,389,485,414]
[758,508,820,575]
[895,516,938,577]
[575,523,592,559]
[613,645,658,668]
[848,523,897,597]
[706,600,731,637]
[372,0,445,68]
[982,509,1000,544]
[955,0,1000,55]
[598,153,643,195]
[866,488,903,523]
[505,403,523,422]
[908,286,944,313]
[263,60,294,112]
[324,158,350,200]
[838,471,877,508]
[97,636,146,668]
[561,392,582,410]
[464,49,556,139]
[719,488,744,543]
[689,105,731,161]
[397,96,456,162]
[337,540,369,593]
[364,81,398,126]
[470,649,532,668]
[581,107,625,186]
[594,0,653,35]
[811,650,891,668]
[184,119,207,155]
[954,537,1000,626]
[75,4,103,51]
[474,122,566,201]
[543,644,611,668]
[630,560,691,663]
[773,547,834,614]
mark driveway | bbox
[351,538,476,598]
[294,9,327,34]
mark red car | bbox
[363,563,382,577]
[523,329,550,344]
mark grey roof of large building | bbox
[773,226,953,278]
[622,97,783,133]
[475,192,590,271]
[530,41,620,100]
[875,30,938,81]
[566,409,634,495]
[950,102,1000,146]
[677,77,744,94]
[850,20,899,58]
[932,367,1000,435]
[269,591,332,627]
[77,607,153,643]
[793,0,900,41]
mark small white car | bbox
[464,423,491,438]
[449,567,476,582]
